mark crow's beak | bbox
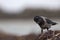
[52,22,57,25]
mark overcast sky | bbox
[0,0,60,14]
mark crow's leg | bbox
[47,28,49,40]
[41,29,43,34]
[47,28,49,32]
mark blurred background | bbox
[0,0,60,37]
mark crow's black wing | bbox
[46,18,57,25]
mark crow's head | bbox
[34,16,44,25]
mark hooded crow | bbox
[34,16,57,33]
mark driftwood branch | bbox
[36,30,60,40]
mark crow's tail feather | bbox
[52,22,57,25]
